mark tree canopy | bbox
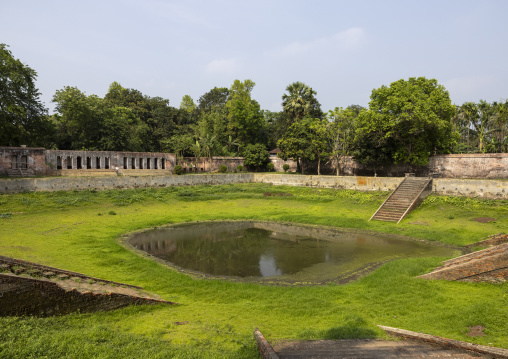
[282,81,322,125]
[354,77,457,167]
[0,44,53,147]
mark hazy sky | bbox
[2,0,507,114]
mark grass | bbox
[0,183,507,358]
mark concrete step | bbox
[273,339,488,358]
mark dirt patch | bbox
[408,221,430,226]
[263,192,293,197]
[467,325,486,337]
[472,217,496,223]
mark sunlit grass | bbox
[0,184,507,358]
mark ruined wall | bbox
[0,173,254,193]
[428,154,508,179]
[0,147,48,176]
[179,156,298,173]
[269,157,298,172]
[254,174,402,192]
[1,173,508,198]
[179,157,245,173]
[45,149,176,175]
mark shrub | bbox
[174,165,183,175]
[283,164,290,172]
[237,165,244,172]
[243,144,269,171]
[267,163,274,172]
[219,165,228,173]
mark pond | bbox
[128,221,458,285]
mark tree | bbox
[326,106,363,175]
[0,44,53,147]
[198,87,229,114]
[180,95,196,113]
[281,81,322,126]
[277,117,328,174]
[243,143,269,171]
[354,77,458,168]
[225,79,265,146]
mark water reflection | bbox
[129,222,457,284]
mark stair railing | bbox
[369,177,408,221]
[396,178,433,224]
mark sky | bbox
[2,0,508,114]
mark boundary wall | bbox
[1,174,507,198]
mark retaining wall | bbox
[1,174,507,198]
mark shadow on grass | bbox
[298,315,377,340]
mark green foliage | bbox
[219,164,228,173]
[326,106,363,175]
[226,79,265,146]
[354,77,458,167]
[453,100,508,154]
[267,162,274,172]
[173,165,183,175]
[278,117,329,174]
[0,44,54,147]
[242,143,269,170]
[236,164,244,172]
[282,81,322,125]
[282,164,290,172]
[179,94,196,113]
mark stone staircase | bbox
[6,168,35,177]
[370,176,432,223]
[0,255,174,316]
[418,242,508,283]
[254,328,502,359]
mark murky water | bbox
[129,222,457,284]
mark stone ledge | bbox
[254,328,279,359]
[378,325,508,359]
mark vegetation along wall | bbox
[1,174,507,199]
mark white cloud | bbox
[272,27,366,58]
[205,58,241,75]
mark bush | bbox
[219,165,228,173]
[237,165,244,172]
[173,165,183,175]
[243,144,269,171]
[267,163,274,172]
[283,164,290,172]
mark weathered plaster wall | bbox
[179,157,245,173]
[253,174,402,192]
[0,147,48,176]
[428,154,508,179]
[2,173,507,198]
[0,173,254,193]
[269,157,298,172]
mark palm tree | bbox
[282,82,322,125]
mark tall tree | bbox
[281,81,322,126]
[354,77,458,168]
[180,95,196,113]
[0,44,53,147]
[277,117,328,174]
[326,106,363,175]
[225,79,265,147]
[197,87,229,114]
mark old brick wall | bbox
[0,147,49,176]
[428,154,508,178]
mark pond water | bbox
[129,222,458,284]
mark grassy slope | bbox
[0,183,507,358]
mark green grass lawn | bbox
[0,183,507,358]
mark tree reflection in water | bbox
[129,222,456,283]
